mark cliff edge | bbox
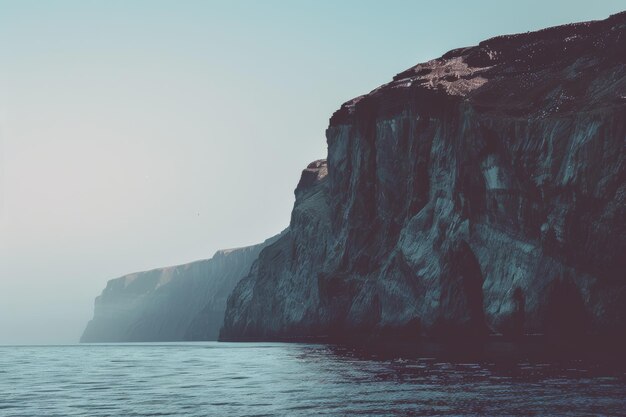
[221,12,626,342]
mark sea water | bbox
[1,342,624,416]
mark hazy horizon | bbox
[1,0,624,344]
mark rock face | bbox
[221,13,626,342]
[81,234,282,342]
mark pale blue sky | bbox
[0,1,623,344]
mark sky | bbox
[0,0,624,344]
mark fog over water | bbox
[1,0,624,344]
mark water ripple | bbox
[0,343,624,416]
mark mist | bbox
[1,0,623,344]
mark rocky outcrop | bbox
[221,12,626,342]
[81,234,282,342]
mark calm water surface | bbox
[1,342,625,416]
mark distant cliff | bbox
[81,234,282,342]
[221,13,626,342]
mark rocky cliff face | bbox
[221,13,626,342]
[81,234,282,342]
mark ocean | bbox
[1,342,624,416]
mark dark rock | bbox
[221,12,626,343]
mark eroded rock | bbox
[221,12,626,342]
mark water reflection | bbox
[0,342,624,416]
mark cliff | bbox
[80,233,282,342]
[221,12,626,342]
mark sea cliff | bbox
[221,12,626,342]
[81,234,281,342]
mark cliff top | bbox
[331,11,626,124]
[101,242,265,291]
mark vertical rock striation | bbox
[221,12,626,342]
[80,234,282,342]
